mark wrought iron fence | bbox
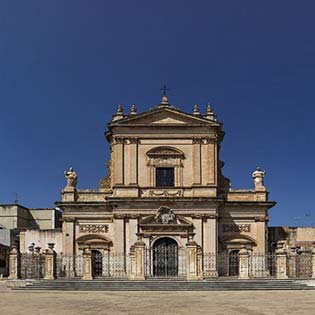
[56,255,84,278]
[287,252,313,278]
[15,250,315,280]
[249,253,276,278]
[20,253,45,279]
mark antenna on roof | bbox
[14,193,18,204]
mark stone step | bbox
[13,279,314,291]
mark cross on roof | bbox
[160,84,170,96]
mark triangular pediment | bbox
[110,107,220,126]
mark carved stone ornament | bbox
[252,167,266,188]
[79,224,109,233]
[149,189,182,197]
[99,160,112,189]
[64,167,78,188]
[222,224,251,233]
[154,206,176,224]
[147,147,184,157]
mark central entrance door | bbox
[153,238,178,277]
[91,250,103,278]
[228,250,240,276]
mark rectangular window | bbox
[156,167,174,187]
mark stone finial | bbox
[130,104,137,115]
[10,245,18,254]
[64,167,78,188]
[252,167,266,191]
[112,104,124,121]
[193,104,200,115]
[205,103,216,121]
[160,95,169,105]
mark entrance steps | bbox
[12,279,315,291]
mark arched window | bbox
[147,146,185,187]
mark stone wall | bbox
[20,229,63,254]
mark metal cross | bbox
[160,84,170,96]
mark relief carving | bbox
[154,206,176,224]
[149,189,183,197]
[79,224,109,233]
[222,224,251,233]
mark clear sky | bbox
[0,1,314,226]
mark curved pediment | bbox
[147,146,185,158]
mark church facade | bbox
[55,96,275,278]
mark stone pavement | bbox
[1,282,315,315]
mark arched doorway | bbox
[91,250,103,277]
[228,250,240,276]
[153,238,178,277]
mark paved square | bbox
[1,283,315,315]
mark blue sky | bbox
[0,1,314,226]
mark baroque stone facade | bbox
[54,96,276,277]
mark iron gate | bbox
[145,238,186,277]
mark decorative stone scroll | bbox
[222,224,251,233]
[79,224,109,233]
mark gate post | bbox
[8,245,20,280]
[197,246,203,279]
[275,242,288,279]
[44,243,56,280]
[129,235,145,280]
[82,248,93,280]
[288,247,297,278]
[238,245,250,279]
[186,234,199,280]
[312,244,315,279]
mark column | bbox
[203,215,218,277]
[44,243,56,280]
[128,138,138,185]
[82,248,93,280]
[276,243,288,279]
[238,246,250,279]
[113,137,124,185]
[201,139,216,185]
[114,215,124,253]
[8,245,19,280]
[192,138,201,185]
[126,217,138,257]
